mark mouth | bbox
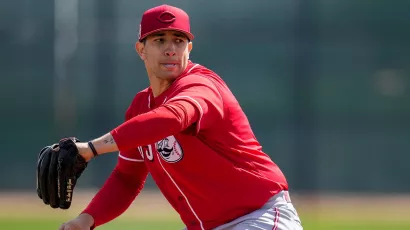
[161,63,178,69]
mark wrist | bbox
[87,141,99,158]
[76,142,94,162]
[78,213,95,228]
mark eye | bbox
[176,39,183,43]
[154,38,164,43]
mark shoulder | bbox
[164,63,227,99]
[178,63,226,88]
[175,65,223,87]
[132,87,150,101]
[128,87,149,106]
[125,87,150,120]
[167,74,220,100]
[170,74,225,99]
[176,74,212,86]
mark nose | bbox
[164,42,176,56]
[165,51,176,56]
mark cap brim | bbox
[139,28,194,42]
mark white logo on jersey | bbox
[156,136,183,163]
[138,145,154,161]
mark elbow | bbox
[161,102,197,131]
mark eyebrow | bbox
[151,32,187,38]
[173,32,186,38]
[152,32,166,37]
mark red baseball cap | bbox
[138,4,194,42]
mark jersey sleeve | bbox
[111,100,199,152]
[118,149,144,163]
[166,74,224,134]
[117,97,145,162]
[81,158,148,228]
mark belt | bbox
[283,190,292,203]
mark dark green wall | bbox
[1,0,409,192]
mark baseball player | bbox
[37,4,303,230]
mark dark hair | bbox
[139,36,190,45]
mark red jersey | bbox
[84,61,288,230]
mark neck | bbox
[148,75,174,97]
[146,61,192,97]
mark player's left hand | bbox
[36,137,88,209]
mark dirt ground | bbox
[0,189,179,221]
[291,192,410,222]
[1,190,409,222]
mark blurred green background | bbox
[1,0,410,229]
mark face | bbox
[136,30,193,80]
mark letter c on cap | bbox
[157,11,176,23]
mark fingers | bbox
[37,144,57,201]
[58,223,75,230]
[48,150,59,208]
[39,149,52,205]
[59,221,86,230]
[58,223,66,230]
[36,151,45,199]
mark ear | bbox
[135,41,146,60]
[188,42,193,53]
[187,42,193,59]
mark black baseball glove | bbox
[36,137,88,209]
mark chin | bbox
[158,71,181,80]
[156,74,176,81]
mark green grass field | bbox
[2,218,410,230]
[1,190,410,230]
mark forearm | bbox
[75,133,118,161]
